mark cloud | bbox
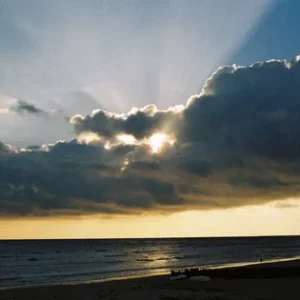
[10,100,47,115]
[2,56,300,216]
[0,108,9,114]
[0,142,15,155]
[0,98,73,148]
[70,104,182,139]
[0,140,183,216]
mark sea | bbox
[1,236,300,289]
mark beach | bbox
[1,259,300,300]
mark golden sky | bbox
[1,199,299,239]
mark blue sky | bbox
[0,0,297,147]
[232,0,300,65]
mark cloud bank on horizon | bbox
[2,56,300,217]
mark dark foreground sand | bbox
[1,259,300,300]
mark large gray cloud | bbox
[71,104,180,139]
[2,56,300,216]
[0,140,183,216]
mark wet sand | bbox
[1,259,300,300]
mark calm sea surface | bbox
[1,236,300,289]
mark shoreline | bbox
[2,259,300,300]
[1,256,300,291]
[0,256,297,291]
[0,257,300,300]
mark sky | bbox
[1,0,300,239]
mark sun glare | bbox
[78,132,101,144]
[117,134,136,144]
[148,133,174,153]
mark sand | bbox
[1,259,300,300]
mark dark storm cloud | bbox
[2,56,300,216]
[0,140,184,216]
[182,57,300,160]
[11,100,47,115]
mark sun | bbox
[148,133,174,153]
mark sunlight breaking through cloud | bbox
[3,56,300,217]
[117,134,136,145]
[147,133,175,153]
[0,0,275,147]
[77,132,102,144]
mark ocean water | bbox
[1,236,300,289]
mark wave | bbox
[136,258,155,262]
[2,236,300,289]
[0,255,12,259]
[103,253,127,258]
[27,258,39,262]
[156,256,182,261]
[105,260,125,264]
[0,276,23,282]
